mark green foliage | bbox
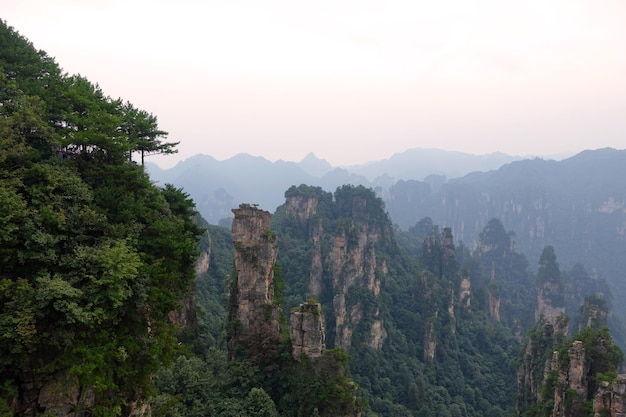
[271,187,527,416]
[0,19,196,415]
[246,387,279,417]
[272,262,286,307]
[519,323,623,417]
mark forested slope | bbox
[3,19,621,417]
[267,185,614,416]
[0,21,200,415]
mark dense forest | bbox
[1,19,623,417]
[0,20,200,414]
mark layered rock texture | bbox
[227,204,280,359]
[281,186,391,353]
[593,376,626,417]
[517,313,625,417]
[226,202,361,417]
[290,302,326,359]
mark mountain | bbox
[6,17,624,417]
[297,152,333,177]
[185,184,616,416]
[146,148,525,224]
[344,147,524,181]
[386,148,626,323]
[148,146,626,326]
[148,153,319,224]
[147,153,375,224]
[0,20,200,415]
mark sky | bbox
[4,0,626,168]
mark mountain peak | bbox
[298,152,333,177]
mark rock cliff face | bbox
[227,200,362,417]
[536,283,566,324]
[285,194,318,221]
[516,315,569,413]
[282,189,392,353]
[552,341,587,417]
[593,376,626,417]
[550,339,626,417]
[486,264,501,321]
[228,204,280,359]
[517,315,625,417]
[168,287,197,329]
[459,274,471,309]
[290,302,326,359]
[424,319,437,361]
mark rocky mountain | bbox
[516,310,624,417]
[386,148,626,321]
[150,147,626,327]
[226,203,361,417]
[145,148,524,225]
[183,184,622,416]
[269,185,533,415]
[347,147,523,182]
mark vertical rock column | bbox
[228,204,280,360]
[289,302,326,360]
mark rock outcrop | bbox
[283,187,391,353]
[228,203,280,359]
[459,274,471,309]
[516,315,569,413]
[488,264,501,321]
[552,341,587,417]
[227,200,362,417]
[290,302,326,359]
[285,194,319,221]
[593,376,626,417]
[517,316,625,417]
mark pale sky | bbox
[4,0,626,168]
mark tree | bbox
[537,246,560,284]
[246,387,278,417]
[0,19,200,414]
[120,101,177,165]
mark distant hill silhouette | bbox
[386,148,626,319]
[146,148,526,224]
[147,146,626,320]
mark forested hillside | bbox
[184,184,618,416]
[0,21,200,415]
[3,19,622,417]
[146,145,626,350]
[386,149,626,324]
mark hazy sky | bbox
[4,0,626,167]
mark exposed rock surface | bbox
[284,191,390,353]
[593,376,626,417]
[516,316,569,413]
[424,318,437,361]
[228,200,362,416]
[168,287,197,329]
[488,264,501,321]
[16,371,94,417]
[536,283,566,324]
[228,203,280,359]
[459,275,471,308]
[285,194,318,221]
[552,341,587,417]
[290,302,326,359]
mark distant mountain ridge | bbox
[147,146,626,320]
[146,147,527,224]
[385,147,626,320]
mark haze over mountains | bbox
[146,147,572,225]
[147,146,626,320]
[146,147,525,224]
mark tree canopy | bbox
[0,20,198,415]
